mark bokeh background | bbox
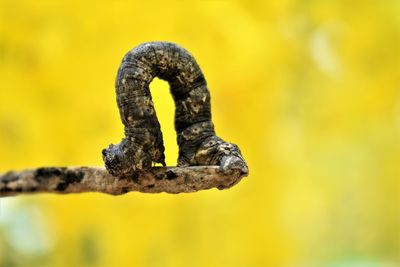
[0,1,399,266]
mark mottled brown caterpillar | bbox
[102,42,248,178]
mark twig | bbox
[0,166,247,197]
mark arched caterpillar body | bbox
[102,42,248,178]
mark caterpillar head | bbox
[102,143,136,178]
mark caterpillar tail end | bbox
[179,135,249,177]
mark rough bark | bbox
[0,166,248,197]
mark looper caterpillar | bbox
[102,42,248,178]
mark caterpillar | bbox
[102,42,248,178]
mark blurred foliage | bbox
[0,0,400,266]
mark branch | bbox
[0,166,248,197]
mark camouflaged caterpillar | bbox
[102,42,248,178]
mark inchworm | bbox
[102,42,248,178]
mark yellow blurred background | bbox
[0,0,399,266]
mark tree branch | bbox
[0,166,248,197]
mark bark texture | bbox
[0,166,247,197]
